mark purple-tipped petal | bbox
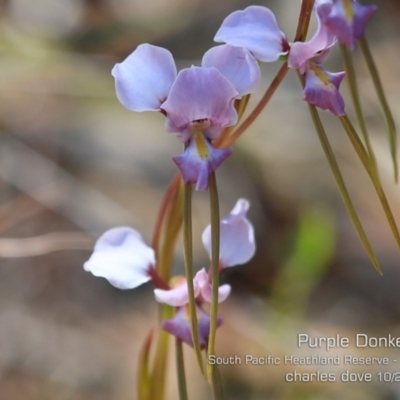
[162,306,222,348]
[288,4,337,73]
[202,199,256,268]
[154,278,200,307]
[322,0,377,50]
[303,63,346,116]
[162,66,238,142]
[111,44,177,112]
[202,45,261,97]
[84,227,154,289]
[214,5,288,63]
[194,269,231,303]
[173,135,233,191]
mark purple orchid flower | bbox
[202,198,256,270]
[316,0,377,50]
[83,227,155,290]
[112,43,261,191]
[162,306,223,348]
[84,199,255,346]
[214,4,346,116]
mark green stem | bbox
[207,173,220,383]
[183,182,205,375]
[359,37,398,182]
[176,339,189,400]
[340,44,375,164]
[340,115,400,248]
[210,359,223,400]
[308,105,382,274]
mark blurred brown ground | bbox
[0,0,400,399]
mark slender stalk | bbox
[340,44,375,164]
[152,173,181,264]
[294,0,315,42]
[340,115,400,248]
[137,329,154,400]
[216,63,289,148]
[307,105,381,274]
[359,37,398,182]
[176,339,189,400]
[183,182,205,375]
[207,172,220,383]
[150,306,174,400]
[210,358,223,400]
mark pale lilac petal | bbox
[323,0,376,50]
[288,4,337,73]
[162,66,238,141]
[202,45,261,97]
[111,44,177,112]
[173,136,233,191]
[202,199,256,268]
[154,279,200,307]
[162,306,222,348]
[194,269,232,303]
[84,227,154,289]
[214,6,288,62]
[303,63,345,116]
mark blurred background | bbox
[0,0,400,398]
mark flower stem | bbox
[340,43,375,164]
[152,173,182,279]
[150,306,174,400]
[207,172,220,383]
[210,358,223,400]
[294,0,315,42]
[183,181,205,375]
[307,103,381,274]
[340,115,400,248]
[216,63,289,148]
[359,37,398,183]
[176,339,189,400]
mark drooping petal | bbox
[154,278,200,307]
[202,198,256,268]
[322,0,377,50]
[162,66,238,142]
[303,63,346,116]
[173,135,233,191]
[214,6,288,63]
[202,45,261,98]
[288,3,337,73]
[162,306,222,348]
[84,227,155,289]
[194,269,231,303]
[111,44,177,112]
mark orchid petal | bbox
[173,135,233,191]
[84,227,154,289]
[323,0,377,50]
[202,199,256,268]
[111,44,177,112]
[162,66,238,142]
[154,279,200,307]
[194,269,231,303]
[162,306,222,348]
[214,6,288,63]
[288,4,337,73]
[202,45,261,97]
[303,63,346,116]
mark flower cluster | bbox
[112,1,377,190]
[215,1,375,116]
[84,199,255,347]
[112,44,260,191]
